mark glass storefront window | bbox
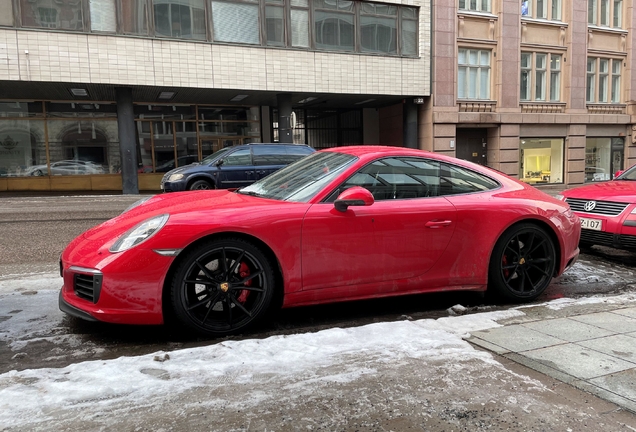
[585,137,624,182]
[134,104,196,120]
[47,120,120,174]
[46,102,118,118]
[0,119,47,177]
[20,0,85,31]
[519,138,564,184]
[0,102,44,118]
[0,0,14,26]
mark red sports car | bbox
[59,146,580,336]
[558,163,636,251]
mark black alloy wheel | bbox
[189,179,213,190]
[171,238,275,336]
[489,223,556,302]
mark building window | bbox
[587,57,622,103]
[90,0,117,32]
[314,0,355,52]
[0,0,14,26]
[520,52,561,102]
[154,0,206,40]
[459,0,491,13]
[265,0,286,47]
[458,49,490,100]
[120,0,149,35]
[290,0,310,47]
[360,3,397,54]
[519,138,564,185]
[589,0,622,28]
[20,0,85,30]
[585,138,624,182]
[211,0,260,44]
[522,0,561,20]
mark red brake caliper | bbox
[236,262,251,303]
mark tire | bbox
[33,170,43,176]
[170,238,275,337]
[189,179,213,190]
[488,223,556,302]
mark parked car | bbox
[160,143,315,191]
[27,160,105,176]
[60,146,580,337]
[558,163,636,251]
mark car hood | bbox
[562,180,636,203]
[82,190,291,242]
[164,163,208,177]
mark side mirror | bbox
[614,170,624,179]
[215,159,224,167]
[334,186,374,212]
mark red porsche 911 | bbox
[59,146,580,336]
[558,163,636,251]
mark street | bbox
[1,194,636,431]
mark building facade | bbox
[0,0,431,192]
[1,0,636,194]
[428,0,636,192]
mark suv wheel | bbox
[189,180,213,190]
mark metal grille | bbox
[566,198,628,216]
[580,230,636,251]
[74,273,103,303]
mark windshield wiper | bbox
[237,190,263,197]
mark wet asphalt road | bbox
[0,193,635,374]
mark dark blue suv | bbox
[160,143,315,192]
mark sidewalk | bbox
[468,294,636,414]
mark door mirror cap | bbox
[215,159,224,167]
[334,186,374,212]
[615,170,624,178]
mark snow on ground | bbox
[1,263,636,429]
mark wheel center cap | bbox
[519,257,526,265]
[219,282,230,292]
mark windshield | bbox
[617,164,636,181]
[238,151,357,202]
[201,147,233,164]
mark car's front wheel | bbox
[488,223,556,302]
[188,179,213,190]
[170,238,275,337]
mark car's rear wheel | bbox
[189,179,213,190]
[488,223,556,302]
[171,238,275,337]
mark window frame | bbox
[521,0,562,21]
[457,48,491,100]
[520,51,562,102]
[458,0,491,14]
[586,56,623,104]
[588,0,623,28]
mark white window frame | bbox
[459,0,491,13]
[522,0,561,21]
[458,48,491,100]
[587,57,622,104]
[588,0,623,28]
[520,52,561,102]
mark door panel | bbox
[301,197,457,291]
[456,129,487,165]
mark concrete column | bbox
[403,99,418,148]
[277,93,293,143]
[115,87,139,194]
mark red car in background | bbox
[59,146,580,337]
[558,164,636,251]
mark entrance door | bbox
[456,129,487,165]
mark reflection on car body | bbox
[60,146,580,337]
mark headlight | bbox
[109,214,169,253]
[555,194,565,201]
[168,173,184,182]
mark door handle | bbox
[425,220,452,228]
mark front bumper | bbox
[161,180,188,192]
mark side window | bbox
[253,145,287,166]
[222,148,252,166]
[285,146,314,164]
[439,163,500,195]
[327,157,441,201]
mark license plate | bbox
[580,217,602,231]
